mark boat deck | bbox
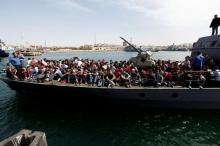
[1,77,219,90]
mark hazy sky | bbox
[0,0,220,46]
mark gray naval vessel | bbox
[1,35,220,109]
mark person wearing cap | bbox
[106,70,115,88]
[210,14,220,35]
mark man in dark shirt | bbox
[210,15,220,35]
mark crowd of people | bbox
[5,51,220,88]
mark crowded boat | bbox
[4,51,220,88]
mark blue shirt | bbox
[9,55,22,66]
[193,55,204,69]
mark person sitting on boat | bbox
[41,58,48,66]
[192,52,204,71]
[210,14,220,35]
[106,70,116,88]
[96,70,104,87]
[36,72,45,83]
[140,69,148,85]
[145,69,156,86]
[87,69,98,86]
[81,69,89,84]
[8,52,21,67]
[171,64,182,84]
[8,52,24,79]
[44,70,53,82]
[114,68,122,86]
[27,58,32,66]
[199,73,206,87]
[20,67,29,81]
[120,69,131,88]
[130,68,141,86]
[6,64,18,80]
[36,66,47,83]
[68,69,79,85]
[183,71,207,87]
[163,71,174,87]
[76,58,83,67]
[74,69,82,85]
[53,67,63,81]
[159,60,168,72]
[31,66,39,80]
[155,66,164,87]
[109,62,116,73]
[123,62,132,73]
[182,56,191,70]
[16,51,25,66]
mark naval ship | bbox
[1,35,220,109]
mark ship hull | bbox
[1,78,220,109]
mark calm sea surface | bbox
[1,51,220,146]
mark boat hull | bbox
[1,78,220,109]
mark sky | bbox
[0,0,220,47]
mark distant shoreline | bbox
[44,50,190,53]
[44,49,123,53]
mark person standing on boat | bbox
[192,52,204,71]
[210,14,220,35]
[8,52,23,78]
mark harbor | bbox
[2,0,220,145]
[2,29,220,146]
[1,50,220,146]
[1,35,220,144]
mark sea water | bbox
[1,51,220,146]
